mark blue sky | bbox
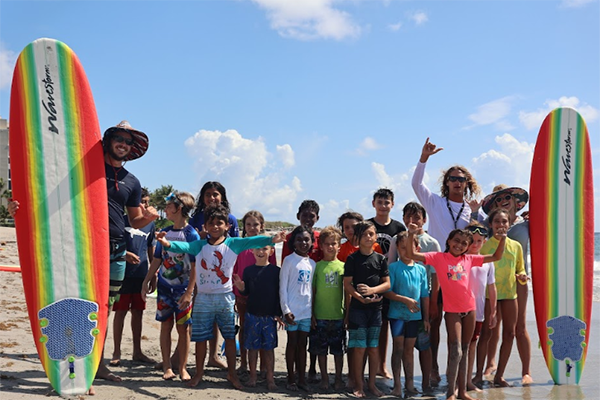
[1,0,599,229]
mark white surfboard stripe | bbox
[33,39,88,392]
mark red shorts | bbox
[471,321,483,342]
[113,293,146,311]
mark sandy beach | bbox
[1,226,598,399]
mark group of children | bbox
[112,180,529,400]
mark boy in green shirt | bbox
[310,226,346,390]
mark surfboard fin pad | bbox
[546,315,586,363]
[38,298,99,361]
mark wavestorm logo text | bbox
[42,65,59,135]
[562,128,572,186]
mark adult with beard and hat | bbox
[9,120,159,391]
[411,137,485,386]
[470,184,533,386]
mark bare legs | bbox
[494,299,517,387]
[445,312,476,400]
[516,284,533,385]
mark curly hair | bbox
[439,165,481,201]
[288,225,315,253]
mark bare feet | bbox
[353,389,366,398]
[457,391,476,400]
[108,359,121,367]
[180,369,191,382]
[267,380,277,391]
[207,357,227,370]
[246,377,257,387]
[522,374,533,385]
[162,369,176,380]
[297,382,311,392]
[405,386,420,396]
[346,378,355,391]
[319,379,329,390]
[187,373,203,387]
[483,366,497,376]
[430,370,441,386]
[334,377,345,390]
[286,382,298,391]
[308,371,319,383]
[133,353,156,364]
[493,378,511,387]
[390,387,403,397]
[466,381,482,392]
[227,373,243,389]
[96,364,122,382]
[376,368,393,380]
[86,385,96,395]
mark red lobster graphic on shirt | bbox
[200,251,229,284]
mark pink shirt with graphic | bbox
[423,252,484,313]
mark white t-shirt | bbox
[279,252,316,320]
[469,262,495,322]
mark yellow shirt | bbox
[481,236,526,300]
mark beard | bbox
[107,146,129,162]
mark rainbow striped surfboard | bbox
[9,38,109,395]
[529,107,593,385]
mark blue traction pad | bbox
[38,298,98,360]
[546,315,586,362]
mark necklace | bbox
[446,197,465,229]
[111,165,124,191]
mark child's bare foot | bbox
[369,384,384,397]
[493,378,511,387]
[353,389,367,398]
[297,382,312,392]
[405,386,420,396]
[334,377,345,390]
[186,373,203,387]
[522,374,533,385]
[483,366,496,376]
[430,370,441,386]
[246,377,257,387]
[466,381,482,392]
[180,368,191,382]
[267,380,277,391]
[96,364,122,382]
[376,368,393,380]
[457,391,476,400]
[319,379,329,390]
[162,369,176,380]
[286,382,298,391]
[346,378,355,391]
[86,385,96,395]
[422,385,434,395]
[308,371,319,383]
[391,387,403,397]
[207,356,227,369]
[227,373,243,390]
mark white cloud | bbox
[355,136,382,155]
[370,162,414,208]
[410,11,428,26]
[519,96,599,130]
[560,0,595,8]
[467,96,515,129]
[0,43,17,90]
[252,0,361,41]
[471,133,535,197]
[276,144,295,168]
[388,21,402,32]
[184,128,302,219]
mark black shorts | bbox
[309,319,346,356]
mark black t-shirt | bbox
[106,163,141,242]
[344,251,389,310]
[241,263,282,317]
[369,218,406,256]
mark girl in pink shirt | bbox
[407,223,506,400]
[233,210,277,373]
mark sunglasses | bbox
[112,135,134,146]
[495,194,512,203]
[467,226,489,236]
[165,192,182,206]
[448,176,467,183]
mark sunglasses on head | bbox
[165,192,182,206]
[448,176,467,183]
[467,226,488,236]
[495,194,512,203]
[112,135,134,146]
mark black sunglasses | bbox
[112,135,134,146]
[495,194,512,203]
[448,176,467,183]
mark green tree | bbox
[150,185,174,218]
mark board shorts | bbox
[113,279,146,311]
[471,321,483,342]
[244,313,278,350]
[155,281,192,325]
[389,319,419,339]
[348,307,382,349]
[109,241,127,306]
[309,319,346,356]
[191,292,236,342]
[285,318,311,333]
[415,320,432,351]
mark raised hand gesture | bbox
[420,137,444,163]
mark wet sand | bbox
[1,227,598,399]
